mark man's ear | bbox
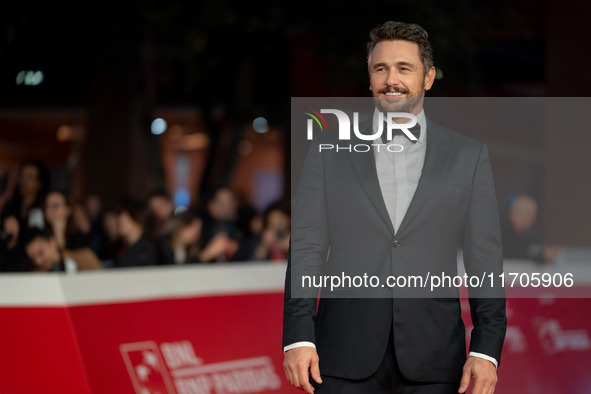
[424,66,436,91]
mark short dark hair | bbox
[23,227,53,247]
[117,199,149,227]
[367,21,434,74]
[263,199,291,228]
[19,159,49,188]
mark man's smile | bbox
[378,87,410,98]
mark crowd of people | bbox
[0,160,291,273]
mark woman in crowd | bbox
[2,160,49,229]
[116,200,157,267]
[159,210,202,265]
[44,190,90,250]
[254,200,291,261]
[159,209,245,264]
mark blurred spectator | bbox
[254,200,291,261]
[0,214,31,272]
[0,171,10,214]
[232,203,264,261]
[73,202,91,238]
[85,194,106,256]
[2,160,49,229]
[23,227,101,273]
[501,194,563,263]
[44,190,90,250]
[235,199,263,243]
[116,200,157,267]
[200,187,240,262]
[146,189,174,242]
[101,209,124,264]
[85,194,103,223]
[159,210,202,264]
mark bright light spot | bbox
[435,67,444,80]
[181,133,209,150]
[57,125,73,141]
[31,71,44,85]
[253,117,269,133]
[16,71,26,85]
[151,118,167,135]
[15,70,44,86]
[174,187,190,208]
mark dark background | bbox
[1,0,590,244]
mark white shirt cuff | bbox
[468,351,498,368]
[283,344,497,368]
[283,341,316,352]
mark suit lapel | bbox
[349,121,396,236]
[347,118,452,237]
[396,119,453,235]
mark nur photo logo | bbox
[303,107,418,153]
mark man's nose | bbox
[386,71,401,86]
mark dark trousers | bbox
[312,330,460,394]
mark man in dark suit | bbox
[283,21,506,394]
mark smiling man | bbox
[369,32,434,116]
[283,21,506,394]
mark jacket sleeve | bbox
[462,144,507,365]
[283,138,330,348]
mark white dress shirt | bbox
[374,109,427,233]
[285,109,498,368]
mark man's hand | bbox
[283,347,322,393]
[458,356,497,394]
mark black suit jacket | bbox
[283,119,506,382]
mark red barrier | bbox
[0,263,590,393]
